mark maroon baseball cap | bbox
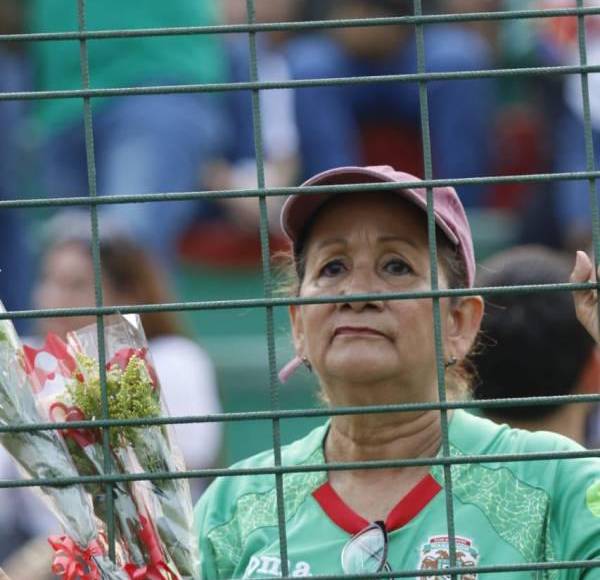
[280,165,476,287]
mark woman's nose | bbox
[340,268,384,312]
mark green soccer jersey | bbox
[27,0,224,136]
[194,410,600,579]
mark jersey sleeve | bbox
[549,445,600,578]
[194,475,242,580]
[194,487,221,580]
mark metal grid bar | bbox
[576,0,600,328]
[1,389,600,437]
[413,1,458,575]
[2,5,600,43]
[245,0,291,574]
[3,444,600,490]
[0,1,599,577]
[0,171,599,210]
[6,62,600,101]
[76,0,117,559]
[0,280,596,321]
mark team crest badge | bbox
[417,535,479,579]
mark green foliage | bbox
[0,320,18,348]
[67,354,160,448]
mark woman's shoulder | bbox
[450,410,597,496]
[194,424,329,577]
[196,422,328,519]
[451,409,585,455]
[232,420,326,467]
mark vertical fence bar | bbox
[575,0,600,342]
[414,0,458,577]
[76,0,116,559]
[245,0,290,575]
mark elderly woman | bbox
[194,166,600,578]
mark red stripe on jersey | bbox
[312,474,441,534]
[385,474,441,531]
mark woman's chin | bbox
[324,353,398,384]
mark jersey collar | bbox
[312,474,441,535]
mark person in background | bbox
[1,537,54,580]
[474,245,600,445]
[34,211,223,497]
[439,0,503,46]
[27,0,229,266]
[0,210,222,567]
[0,0,33,333]
[515,0,600,251]
[286,0,497,207]
[204,0,302,233]
[540,0,600,251]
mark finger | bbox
[571,250,594,284]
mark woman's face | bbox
[289,193,482,404]
[34,242,123,338]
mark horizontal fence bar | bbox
[2,447,599,490]
[2,63,600,102]
[251,558,600,580]
[3,392,600,435]
[2,6,600,43]
[3,169,600,209]
[0,281,595,319]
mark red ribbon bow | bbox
[124,515,179,580]
[48,535,104,580]
[49,402,99,447]
[124,561,179,580]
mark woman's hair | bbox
[42,210,184,340]
[275,198,474,400]
[92,238,184,339]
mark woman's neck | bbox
[325,410,445,464]
[323,410,446,522]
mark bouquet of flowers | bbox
[60,314,198,578]
[2,311,200,579]
[0,305,127,579]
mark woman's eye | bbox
[320,259,346,277]
[383,258,411,275]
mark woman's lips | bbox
[333,326,386,338]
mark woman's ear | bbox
[445,295,484,361]
[289,304,305,356]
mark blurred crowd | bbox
[3,0,600,303]
[1,0,600,575]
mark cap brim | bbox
[281,166,458,246]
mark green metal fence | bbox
[2,1,600,578]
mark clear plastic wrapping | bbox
[0,306,126,579]
[4,312,200,579]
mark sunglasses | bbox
[341,521,392,575]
